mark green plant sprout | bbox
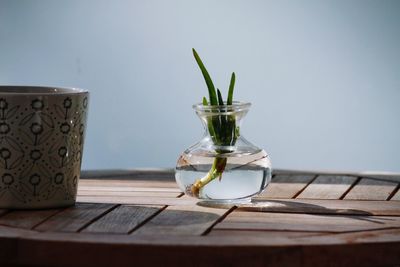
[189,48,239,197]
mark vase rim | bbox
[193,101,251,113]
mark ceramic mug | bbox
[0,86,89,209]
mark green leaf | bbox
[217,88,229,141]
[193,48,218,105]
[227,72,235,105]
[217,89,224,105]
[202,96,217,140]
[235,126,240,138]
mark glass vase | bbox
[175,102,272,203]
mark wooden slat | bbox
[0,210,8,217]
[257,175,315,199]
[273,169,400,183]
[6,226,400,247]
[7,231,400,267]
[344,178,399,200]
[0,224,37,237]
[8,232,304,267]
[34,203,116,232]
[208,229,325,244]
[215,210,400,233]
[301,236,400,267]
[83,205,163,234]
[78,190,180,198]
[297,175,357,200]
[78,185,180,193]
[133,200,230,236]
[81,169,174,180]
[0,223,37,266]
[76,196,196,206]
[238,199,400,216]
[79,179,179,188]
[391,189,400,200]
[0,209,62,229]
[298,228,400,245]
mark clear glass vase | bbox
[175,102,272,203]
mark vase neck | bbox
[193,102,250,150]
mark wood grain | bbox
[81,169,175,181]
[257,175,315,199]
[5,226,399,247]
[11,233,304,267]
[79,179,179,188]
[76,195,196,206]
[0,209,62,229]
[344,178,399,200]
[297,175,357,200]
[238,199,400,216]
[78,190,180,198]
[389,187,400,201]
[34,203,116,232]
[83,205,163,234]
[78,185,180,193]
[215,210,400,233]
[0,210,8,217]
[208,230,323,245]
[1,171,400,267]
[273,169,400,183]
[8,230,400,267]
[133,201,230,236]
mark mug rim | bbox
[0,85,89,95]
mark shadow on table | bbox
[197,199,395,224]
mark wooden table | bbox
[1,169,400,267]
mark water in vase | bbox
[175,150,271,201]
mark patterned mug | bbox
[0,86,89,209]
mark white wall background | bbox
[1,0,399,172]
